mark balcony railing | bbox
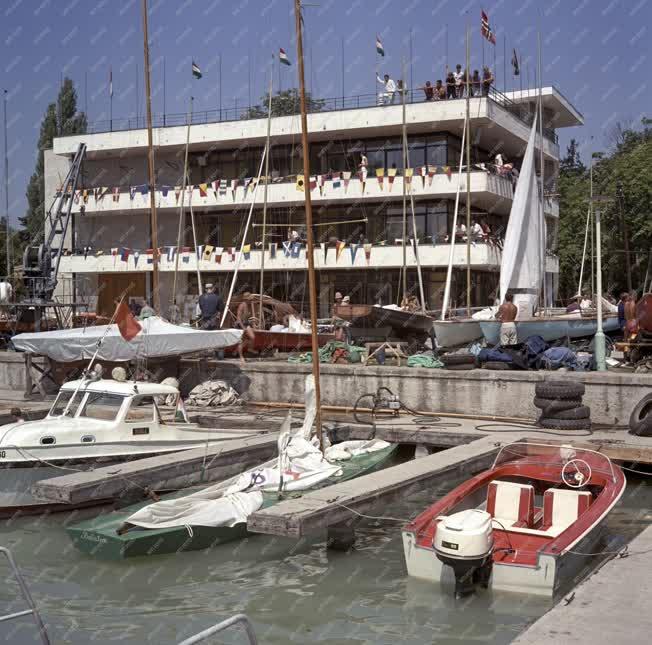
[85,85,557,144]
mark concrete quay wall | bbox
[179,360,651,426]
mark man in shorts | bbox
[497,293,518,345]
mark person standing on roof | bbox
[377,73,397,104]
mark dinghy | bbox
[402,442,625,596]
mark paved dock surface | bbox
[513,524,652,645]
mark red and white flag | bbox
[114,301,141,342]
[481,10,496,44]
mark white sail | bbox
[500,112,542,318]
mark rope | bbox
[331,500,410,524]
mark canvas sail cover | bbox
[500,112,542,318]
[12,316,242,362]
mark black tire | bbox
[445,363,476,371]
[629,393,652,435]
[535,381,585,400]
[537,417,591,430]
[544,405,591,420]
[441,352,476,366]
[629,416,652,437]
[533,397,582,412]
[482,361,511,370]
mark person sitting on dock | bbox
[496,293,518,346]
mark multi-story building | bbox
[44,87,582,318]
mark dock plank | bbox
[31,433,279,505]
[247,436,506,537]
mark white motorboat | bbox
[433,319,483,348]
[0,378,258,514]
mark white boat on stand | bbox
[0,378,259,515]
[432,319,483,348]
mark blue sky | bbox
[1,0,650,225]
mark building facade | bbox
[44,87,582,319]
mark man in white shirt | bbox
[377,74,397,105]
[470,221,484,244]
[453,64,464,98]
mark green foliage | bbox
[242,88,325,119]
[21,78,87,244]
[557,119,652,300]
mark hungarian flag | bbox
[192,61,202,79]
[481,10,496,44]
[114,301,141,342]
[376,35,384,57]
[279,48,291,66]
[174,396,190,423]
[512,49,520,76]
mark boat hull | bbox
[68,444,398,559]
[369,308,434,336]
[480,316,621,344]
[432,320,483,348]
[224,330,334,354]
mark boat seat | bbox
[541,488,592,532]
[486,480,535,529]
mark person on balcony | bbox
[453,64,464,98]
[446,72,456,99]
[471,70,482,97]
[482,66,495,96]
[420,81,435,101]
[376,73,397,105]
[434,80,446,100]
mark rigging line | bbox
[252,217,368,228]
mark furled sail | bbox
[499,112,542,318]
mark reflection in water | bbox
[0,471,649,644]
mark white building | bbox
[44,87,582,318]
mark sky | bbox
[1,0,650,226]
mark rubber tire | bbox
[445,363,476,371]
[629,416,652,437]
[533,397,583,412]
[535,381,585,400]
[543,405,591,420]
[482,361,511,370]
[537,417,591,430]
[629,393,652,435]
[441,353,476,366]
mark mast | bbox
[294,0,323,448]
[465,25,472,316]
[172,96,193,309]
[537,32,546,311]
[141,0,160,313]
[3,89,10,278]
[401,57,408,303]
[259,58,274,324]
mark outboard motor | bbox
[433,509,494,596]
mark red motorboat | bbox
[402,443,626,596]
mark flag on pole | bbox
[109,67,113,97]
[279,48,291,66]
[376,35,385,57]
[192,61,202,79]
[481,10,496,44]
[175,396,190,423]
[114,301,141,342]
[511,49,520,76]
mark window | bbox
[124,396,157,424]
[49,390,83,417]
[80,393,125,421]
[40,436,56,445]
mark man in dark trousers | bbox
[197,283,223,330]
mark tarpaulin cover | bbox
[12,316,242,362]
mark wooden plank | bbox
[247,436,507,537]
[329,422,483,447]
[31,433,279,505]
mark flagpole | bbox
[502,35,506,93]
[141,0,160,314]
[538,31,546,311]
[341,36,345,106]
[259,56,274,324]
[109,66,113,132]
[163,56,166,126]
[172,96,193,309]
[3,89,10,278]
[136,63,139,127]
[401,56,408,304]
[465,23,472,316]
[218,53,222,120]
[409,28,414,91]
[294,0,323,449]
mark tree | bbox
[242,88,325,119]
[21,78,87,244]
[560,138,585,175]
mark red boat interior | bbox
[408,451,625,567]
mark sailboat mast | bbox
[465,25,472,316]
[172,96,194,308]
[401,57,408,303]
[294,0,323,447]
[259,59,274,324]
[141,0,160,313]
[537,32,546,310]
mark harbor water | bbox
[0,466,650,644]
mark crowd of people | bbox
[376,64,495,105]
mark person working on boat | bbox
[235,291,256,365]
[197,284,223,330]
[496,293,518,345]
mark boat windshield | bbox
[79,392,126,421]
[492,442,616,483]
[49,390,84,417]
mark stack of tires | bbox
[534,381,591,430]
[440,353,476,371]
[629,394,652,437]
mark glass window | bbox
[385,147,403,173]
[124,396,157,423]
[49,390,83,417]
[79,393,125,421]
